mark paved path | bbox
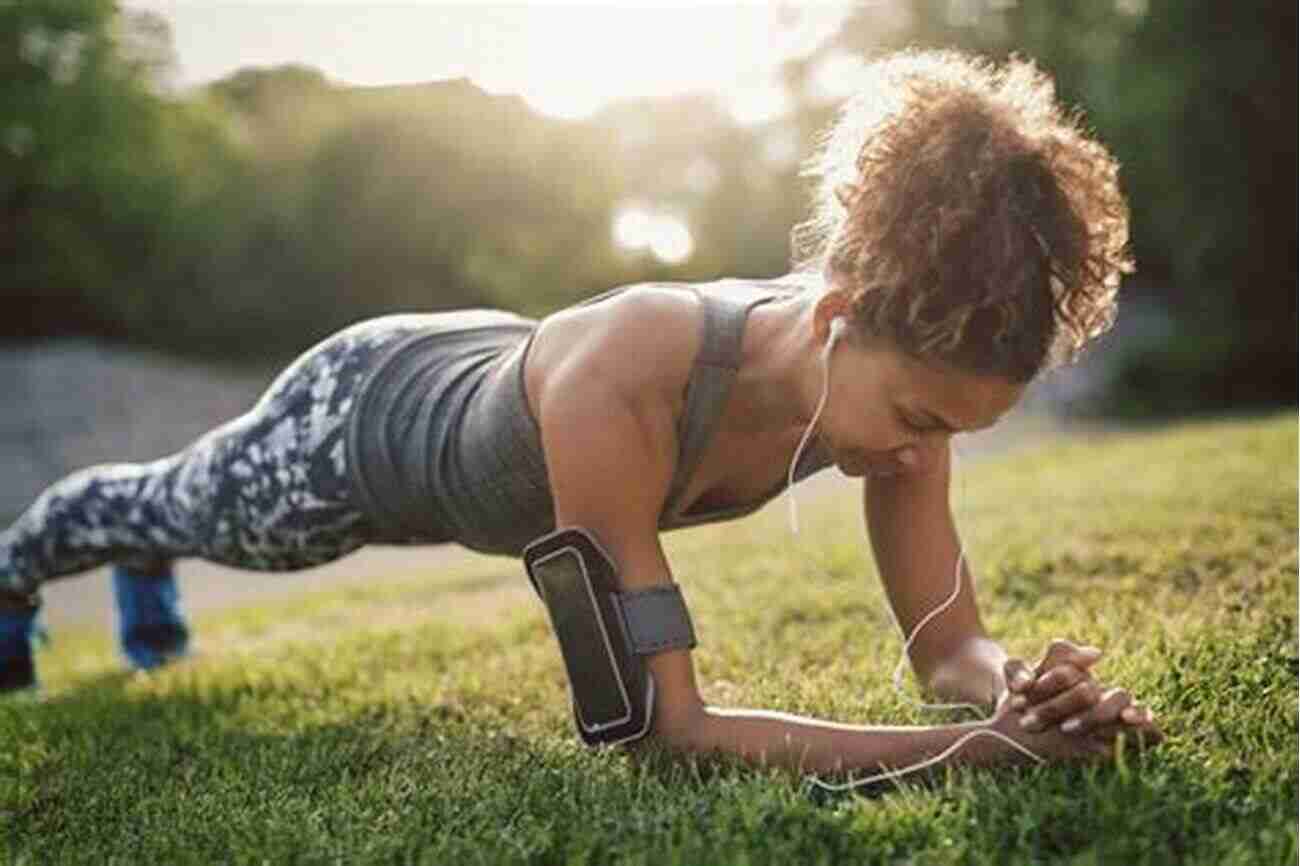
[40,543,478,629]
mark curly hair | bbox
[790,49,1133,382]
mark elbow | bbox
[649,698,711,754]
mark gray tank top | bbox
[344,279,833,556]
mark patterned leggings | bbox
[0,315,440,600]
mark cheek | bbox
[822,392,895,452]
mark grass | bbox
[2,412,1295,865]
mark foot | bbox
[112,564,191,671]
[0,602,39,694]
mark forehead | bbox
[892,352,1026,431]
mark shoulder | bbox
[530,284,704,408]
[529,286,705,538]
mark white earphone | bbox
[826,316,847,359]
[788,316,845,534]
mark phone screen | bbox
[532,549,631,730]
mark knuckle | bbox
[1065,696,1092,717]
[1048,666,1080,687]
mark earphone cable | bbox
[783,321,1044,793]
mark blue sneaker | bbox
[0,595,39,693]
[112,563,191,671]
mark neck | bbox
[731,281,828,439]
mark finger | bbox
[1058,687,1133,735]
[1036,638,1104,676]
[1115,705,1164,746]
[1120,703,1155,726]
[1004,658,1036,695]
[1021,663,1090,707]
[1088,719,1163,749]
[1018,679,1102,733]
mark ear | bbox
[813,291,854,343]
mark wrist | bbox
[937,721,1029,768]
[924,637,1009,707]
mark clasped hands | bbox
[994,638,1163,761]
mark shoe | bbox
[112,564,191,671]
[0,601,38,694]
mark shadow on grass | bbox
[3,671,578,862]
[4,664,1294,865]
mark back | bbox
[345,279,831,556]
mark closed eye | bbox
[898,410,935,433]
[898,406,958,434]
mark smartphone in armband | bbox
[523,528,696,746]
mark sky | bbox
[124,2,856,125]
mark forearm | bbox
[681,705,1020,777]
[864,453,1009,702]
[865,459,994,683]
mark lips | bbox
[836,458,899,478]
[826,439,906,479]
[854,455,908,478]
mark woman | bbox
[0,50,1161,777]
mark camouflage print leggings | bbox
[0,315,440,599]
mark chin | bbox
[824,441,875,479]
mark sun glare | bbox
[470,5,851,123]
[810,51,868,103]
[133,2,853,124]
[612,204,694,265]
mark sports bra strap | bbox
[663,285,779,515]
[564,280,789,521]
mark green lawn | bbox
[3,412,1296,865]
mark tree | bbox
[1,0,185,339]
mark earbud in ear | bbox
[825,317,847,361]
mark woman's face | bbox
[815,334,1025,479]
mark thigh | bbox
[177,316,441,570]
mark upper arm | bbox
[535,298,707,744]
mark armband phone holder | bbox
[522,527,697,746]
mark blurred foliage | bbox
[0,0,1293,410]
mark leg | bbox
[112,556,189,671]
[0,593,39,692]
[1,313,437,591]
[0,456,203,685]
[0,314,438,688]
